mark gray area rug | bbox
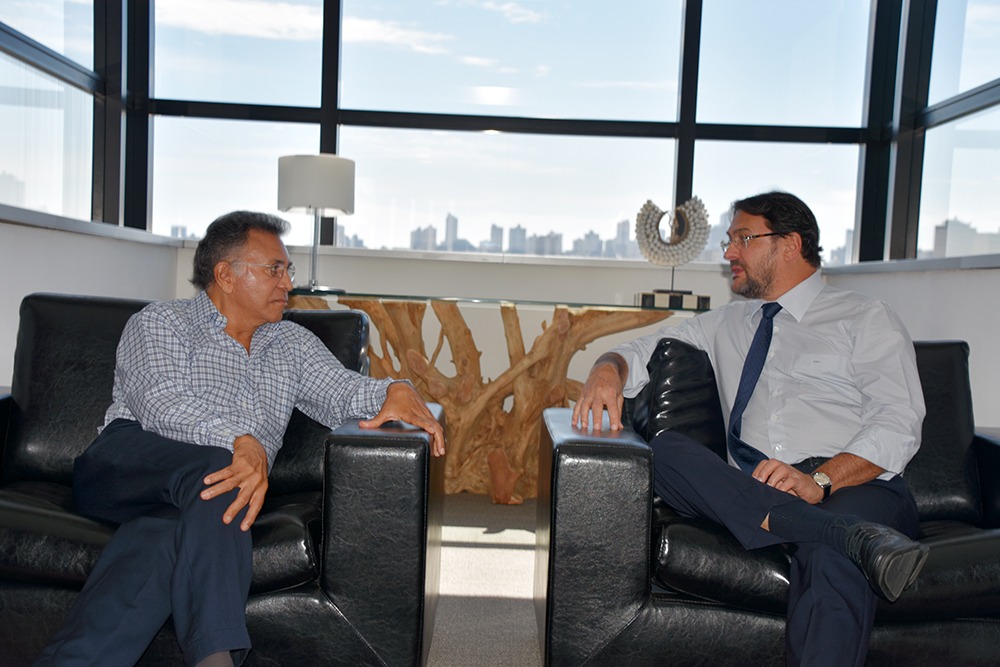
[426,492,541,666]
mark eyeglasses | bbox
[720,232,784,253]
[232,262,296,282]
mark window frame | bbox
[0,0,998,264]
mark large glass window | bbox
[337,127,675,256]
[698,0,870,127]
[928,0,1000,105]
[153,0,323,106]
[340,0,682,122]
[0,52,92,219]
[918,106,1000,258]
[151,117,319,245]
[0,0,93,68]
[693,141,860,265]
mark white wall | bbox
[6,223,998,428]
[1,222,179,385]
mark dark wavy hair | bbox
[732,191,823,268]
[190,211,290,290]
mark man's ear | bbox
[214,260,237,294]
[783,232,803,261]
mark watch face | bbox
[813,472,831,487]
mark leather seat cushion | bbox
[0,482,320,594]
[653,511,1000,621]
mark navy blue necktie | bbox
[728,302,782,472]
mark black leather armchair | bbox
[0,293,444,666]
[535,338,1000,666]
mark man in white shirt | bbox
[572,191,928,667]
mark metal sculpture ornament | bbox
[635,196,710,267]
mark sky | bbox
[2,0,998,260]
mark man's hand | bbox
[752,459,824,505]
[572,353,628,431]
[360,382,446,458]
[201,435,270,531]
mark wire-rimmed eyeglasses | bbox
[232,262,296,282]
[720,232,785,253]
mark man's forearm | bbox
[816,453,884,493]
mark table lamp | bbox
[277,154,355,291]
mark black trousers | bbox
[34,419,252,667]
[650,432,920,667]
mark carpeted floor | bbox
[426,492,541,667]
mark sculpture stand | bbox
[296,295,671,503]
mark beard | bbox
[731,247,777,299]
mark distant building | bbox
[411,225,437,250]
[933,218,1000,257]
[572,230,603,257]
[170,225,200,240]
[527,232,563,256]
[480,225,504,253]
[0,172,25,207]
[606,219,640,259]
[508,225,527,254]
[445,213,458,252]
[342,233,365,249]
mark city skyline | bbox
[167,208,999,269]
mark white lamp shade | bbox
[278,154,355,216]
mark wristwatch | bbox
[812,471,832,501]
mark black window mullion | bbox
[123,0,153,231]
[92,1,126,226]
[886,0,937,260]
[318,0,343,245]
[857,0,904,261]
[0,22,101,93]
[674,0,702,208]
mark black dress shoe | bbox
[844,522,929,602]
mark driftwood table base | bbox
[289,294,671,503]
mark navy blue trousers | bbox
[650,432,920,667]
[34,420,252,667]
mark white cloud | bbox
[481,1,545,24]
[343,17,452,55]
[437,0,545,25]
[156,0,322,40]
[469,86,520,106]
[461,55,499,68]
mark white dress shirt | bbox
[611,272,925,478]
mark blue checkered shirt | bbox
[103,291,393,468]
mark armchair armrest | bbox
[322,403,444,667]
[0,391,10,454]
[535,407,653,666]
[975,429,1000,527]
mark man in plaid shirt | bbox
[35,211,444,667]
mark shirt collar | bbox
[772,270,824,322]
[193,290,228,331]
[192,289,283,348]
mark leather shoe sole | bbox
[844,522,929,602]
